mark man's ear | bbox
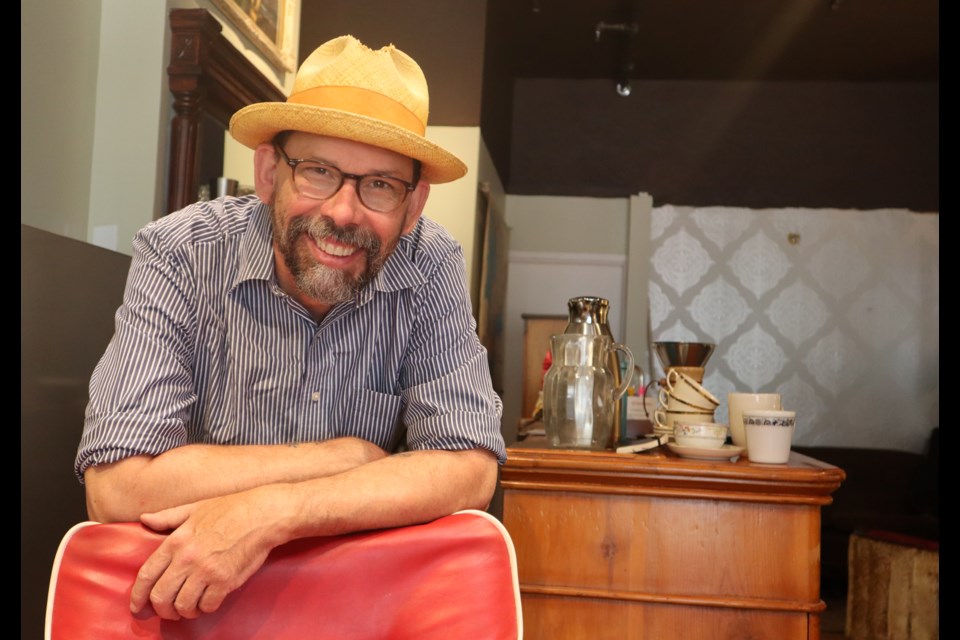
[401,181,430,235]
[253,143,279,204]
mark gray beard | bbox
[272,209,397,305]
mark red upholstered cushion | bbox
[46,510,521,640]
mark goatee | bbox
[272,210,394,304]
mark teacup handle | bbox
[658,388,670,409]
[665,368,679,391]
[612,343,634,400]
[654,409,668,429]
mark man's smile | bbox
[315,236,360,258]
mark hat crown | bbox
[228,34,467,183]
[292,36,430,129]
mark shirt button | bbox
[310,391,321,402]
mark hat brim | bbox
[229,103,468,184]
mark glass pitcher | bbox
[543,334,634,450]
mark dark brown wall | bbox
[301,5,937,212]
[507,79,939,211]
[298,0,487,126]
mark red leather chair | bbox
[45,509,522,639]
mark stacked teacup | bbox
[654,369,721,438]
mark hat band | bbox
[286,86,426,136]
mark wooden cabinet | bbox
[500,443,845,639]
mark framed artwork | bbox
[211,0,298,72]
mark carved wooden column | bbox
[167,10,219,213]
[166,9,286,214]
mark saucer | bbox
[666,442,744,461]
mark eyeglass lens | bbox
[292,160,410,213]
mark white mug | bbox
[743,410,796,464]
[727,392,782,450]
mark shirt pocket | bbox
[338,388,405,451]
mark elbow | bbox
[466,449,500,511]
[83,457,152,523]
[84,484,124,523]
[85,485,112,523]
[84,476,135,523]
[337,437,389,466]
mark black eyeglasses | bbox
[274,144,416,213]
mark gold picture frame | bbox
[210,0,298,73]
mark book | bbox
[615,434,670,454]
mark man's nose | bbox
[319,180,364,227]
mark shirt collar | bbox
[355,218,428,306]
[234,200,276,287]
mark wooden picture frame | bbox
[210,0,298,72]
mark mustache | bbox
[286,215,381,256]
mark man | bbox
[75,35,506,621]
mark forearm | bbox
[272,448,499,543]
[84,437,387,522]
[128,446,499,619]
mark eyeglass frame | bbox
[272,142,419,213]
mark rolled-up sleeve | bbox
[400,244,506,463]
[75,225,198,481]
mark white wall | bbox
[21,0,102,241]
[421,126,483,283]
[86,0,170,251]
[21,0,298,253]
[507,195,629,254]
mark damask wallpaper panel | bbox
[649,206,938,453]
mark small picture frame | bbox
[210,0,298,73]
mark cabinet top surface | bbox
[502,439,846,502]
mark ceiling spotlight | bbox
[616,81,632,97]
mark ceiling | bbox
[490,0,939,86]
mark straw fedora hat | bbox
[230,35,467,184]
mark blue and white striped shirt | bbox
[75,196,505,481]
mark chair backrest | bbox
[46,509,522,640]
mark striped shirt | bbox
[75,195,505,481]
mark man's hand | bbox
[130,487,284,620]
[125,448,498,620]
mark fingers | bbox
[141,501,196,532]
[130,545,175,616]
[132,546,210,620]
[198,584,230,614]
[171,578,208,620]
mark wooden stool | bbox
[846,530,939,640]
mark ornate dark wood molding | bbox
[166,9,286,214]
